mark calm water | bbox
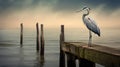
[0,28,120,67]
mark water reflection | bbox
[19,47,24,66]
[35,52,45,67]
[40,55,45,67]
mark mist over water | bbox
[0,28,120,67]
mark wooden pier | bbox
[59,25,120,67]
[62,42,120,67]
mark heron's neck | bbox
[82,10,89,19]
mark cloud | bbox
[0,0,120,13]
[83,0,120,11]
[0,0,120,11]
[52,0,120,13]
[0,0,40,13]
[52,0,81,12]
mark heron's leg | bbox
[88,31,92,47]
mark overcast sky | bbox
[0,0,120,29]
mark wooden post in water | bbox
[66,53,76,67]
[60,25,65,49]
[36,23,40,51]
[40,24,45,56]
[59,25,65,67]
[79,58,95,67]
[20,23,23,47]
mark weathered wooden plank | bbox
[62,42,120,67]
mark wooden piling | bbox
[20,23,23,47]
[60,25,65,45]
[36,23,40,51]
[40,24,45,56]
[59,25,65,67]
[66,53,76,67]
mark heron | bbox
[77,7,100,47]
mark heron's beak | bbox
[76,10,82,13]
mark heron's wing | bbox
[83,16,100,36]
